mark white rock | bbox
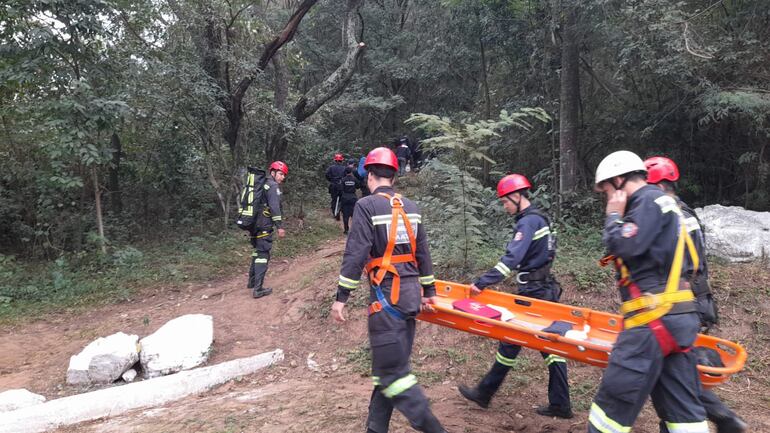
[121,369,137,383]
[66,332,140,385]
[0,349,283,433]
[694,204,770,263]
[306,355,320,372]
[0,389,46,413]
[139,314,214,378]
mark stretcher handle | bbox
[428,304,613,354]
[691,337,748,376]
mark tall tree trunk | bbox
[268,0,366,160]
[479,33,492,187]
[292,0,366,123]
[266,51,290,162]
[558,3,580,194]
[92,167,107,254]
[108,132,123,215]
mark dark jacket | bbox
[341,173,361,203]
[325,163,346,185]
[256,176,282,230]
[395,144,411,160]
[474,205,554,289]
[336,186,436,314]
[604,185,692,306]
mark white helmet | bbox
[595,150,647,185]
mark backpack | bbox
[236,167,268,233]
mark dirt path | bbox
[1,237,767,433]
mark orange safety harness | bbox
[600,219,699,356]
[366,192,418,318]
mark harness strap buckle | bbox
[515,271,529,285]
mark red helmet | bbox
[334,153,345,162]
[269,161,288,175]
[364,147,399,170]
[497,174,531,198]
[644,156,679,184]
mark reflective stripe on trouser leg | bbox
[541,351,570,409]
[648,315,708,431]
[589,403,631,433]
[248,236,272,291]
[589,325,665,432]
[477,342,520,398]
[368,309,444,433]
[663,421,709,433]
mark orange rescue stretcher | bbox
[417,280,747,389]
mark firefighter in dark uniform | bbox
[590,150,707,433]
[340,166,362,235]
[248,161,287,299]
[395,141,411,176]
[326,153,347,219]
[331,147,447,433]
[458,174,572,419]
[645,156,747,433]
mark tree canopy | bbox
[2,0,769,256]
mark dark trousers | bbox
[329,185,341,218]
[397,158,407,175]
[477,342,570,409]
[247,231,273,292]
[473,281,569,408]
[341,198,356,233]
[588,313,707,433]
[366,308,444,433]
[659,387,742,432]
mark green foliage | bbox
[413,159,509,275]
[406,108,551,165]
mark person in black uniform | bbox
[645,156,746,433]
[340,166,361,235]
[326,153,347,219]
[249,161,287,299]
[355,155,371,197]
[331,147,446,433]
[589,150,707,433]
[458,174,572,419]
[395,140,411,176]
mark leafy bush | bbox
[412,159,509,276]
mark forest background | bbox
[1,0,769,314]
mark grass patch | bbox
[345,342,372,376]
[0,210,338,324]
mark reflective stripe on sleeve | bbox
[338,275,360,289]
[419,275,435,285]
[532,226,551,240]
[494,262,511,277]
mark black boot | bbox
[458,385,490,408]
[252,287,273,298]
[535,404,574,419]
[459,361,509,408]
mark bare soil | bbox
[1,236,768,433]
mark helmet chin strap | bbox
[505,194,521,214]
[610,176,629,191]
